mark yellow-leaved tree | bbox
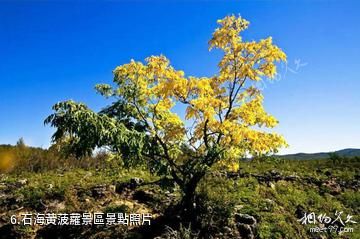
[46,15,287,215]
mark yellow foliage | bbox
[0,151,15,173]
[107,15,287,165]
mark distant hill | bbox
[279,148,360,160]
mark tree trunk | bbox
[181,182,197,211]
[178,172,204,223]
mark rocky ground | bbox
[0,157,359,239]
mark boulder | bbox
[115,178,144,194]
[234,213,257,239]
[16,179,28,186]
[91,185,108,198]
[322,180,341,195]
[237,224,254,239]
[295,204,306,219]
[130,178,144,187]
[132,190,155,204]
[235,213,257,225]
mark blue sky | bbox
[0,1,359,154]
